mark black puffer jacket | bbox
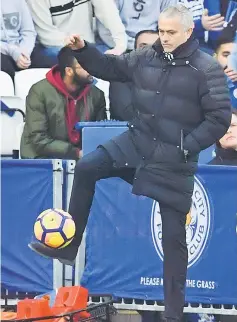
[109,81,136,121]
[74,38,231,214]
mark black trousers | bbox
[1,45,56,80]
[69,147,188,321]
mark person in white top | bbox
[26,0,127,65]
[97,0,177,50]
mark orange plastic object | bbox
[54,286,88,309]
[52,286,90,321]
[11,286,90,322]
[16,298,53,322]
[0,312,17,320]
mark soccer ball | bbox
[34,209,76,248]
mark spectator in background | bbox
[226,9,237,110]
[179,0,226,54]
[209,109,237,165]
[26,0,127,65]
[0,0,51,80]
[20,47,106,160]
[97,0,177,51]
[214,35,237,82]
[228,35,237,109]
[110,30,159,121]
[228,33,237,75]
[214,31,237,108]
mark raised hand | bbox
[16,53,31,69]
[65,34,85,50]
[201,9,224,31]
[224,67,237,83]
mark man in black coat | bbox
[29,4,231,321]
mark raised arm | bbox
[66,35,139,83]
[0,41,21,62]
[18,0,36,57]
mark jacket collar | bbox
[215,145,237,164]
[152,36,199,60]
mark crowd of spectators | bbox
[1,0,236,165]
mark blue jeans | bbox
[31,44,61,67]
[39,45,61,65]
[95,43,110,53]
[95,36,110,53]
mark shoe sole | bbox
[28,244,75,266]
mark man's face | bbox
[136,32,159,49]
[215,43,234,68]
[70,59,94,86]
[219,114,237,150]
[158,15,193,52]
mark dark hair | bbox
[134,30,158,49]
[57,47,76,78]
[215,26,236,52]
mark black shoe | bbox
[28,242,78,266]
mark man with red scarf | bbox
[20,46,106,160]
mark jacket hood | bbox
[46,65,91,145]
[46,65,90,99]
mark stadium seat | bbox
[0,71,15,96]
[94,78,110,118]
[1,96,25,158]
[199,145,216,164]
[14,69,50,106]
[94,78,109,97]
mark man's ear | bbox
[187,27,193,38]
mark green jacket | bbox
[20,79,106,160]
